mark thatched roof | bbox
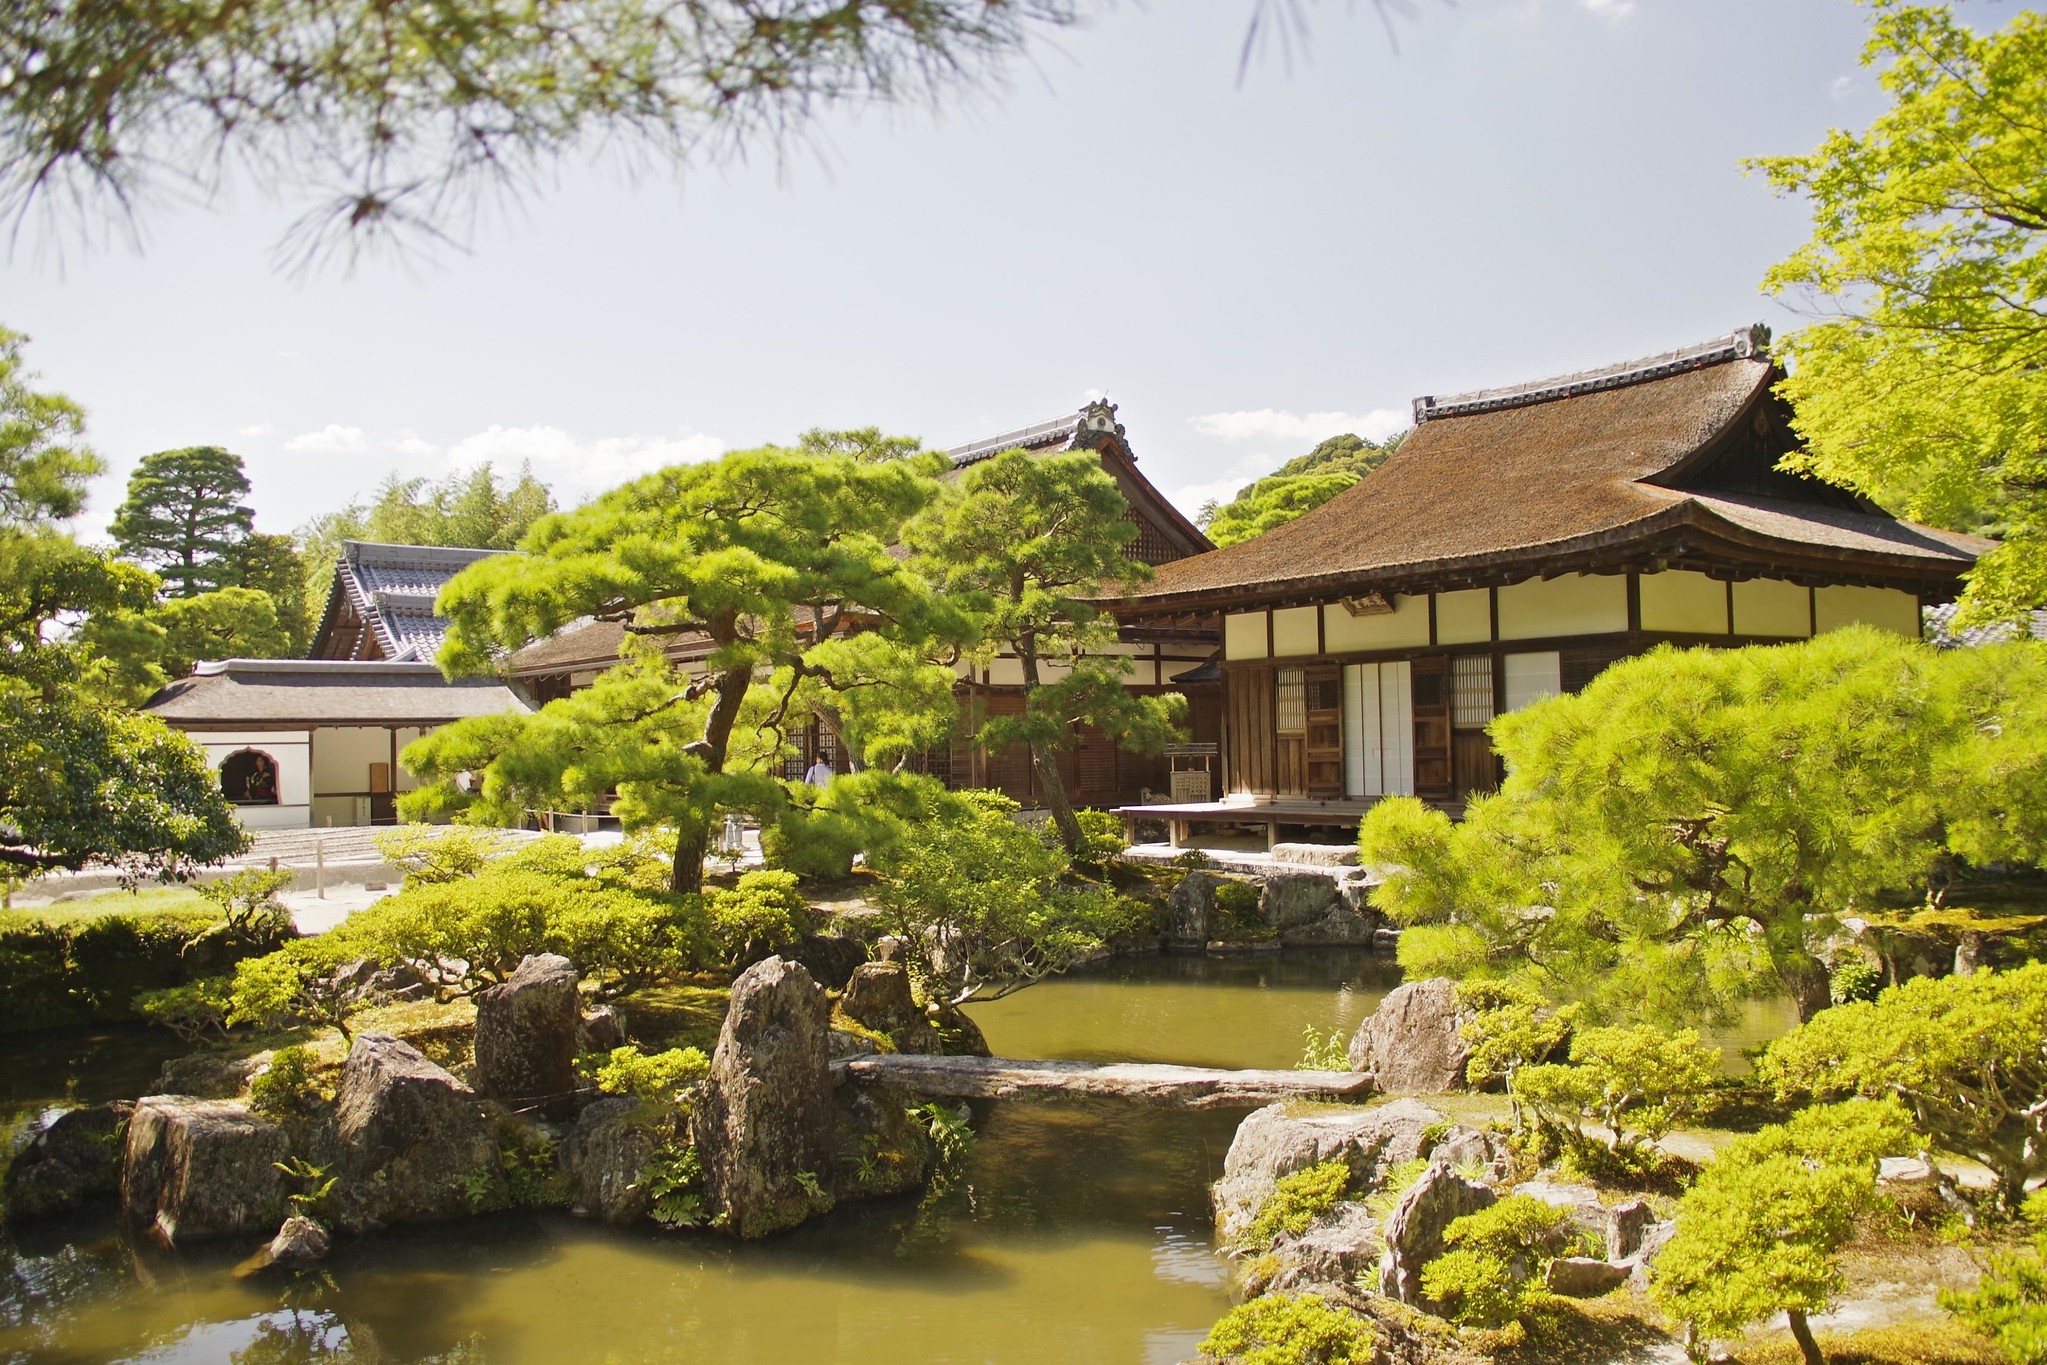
[145,660,528,727]
[1128,332,1986,610]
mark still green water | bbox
[0,951,1789,1364]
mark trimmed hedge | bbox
[0,910,244,1032]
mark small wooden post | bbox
[316,840,326,899]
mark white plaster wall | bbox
[1815,585,1921,638]
[1270,606,1319,657]
[1640,570,1730,635]
[1497,574,1627,641]
[1435,589,1492,645]
[1502,651,1563,712]
[200,740,312,807]
[394,727,426,791]
[1323,594,1430,652]
[1224,612,1268,661]
[311,726,394,794]
[1733,578,1812,637]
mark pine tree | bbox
[110,446,255,597]
[411,443,964,894]
[904,449,1184,853]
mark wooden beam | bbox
[837,1054,1374,1109]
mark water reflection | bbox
[0,948,1793,1363]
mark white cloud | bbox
[237,421,275,438]
[1828,75,1856,101]
[1189,407,1409,445]
[390,435,441,458]
[1581,0,1635,17]
[283,423,370,454]
[441,425,726,498]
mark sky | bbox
[3,0,2027,540]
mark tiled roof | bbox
[333,541,499,661]
[1129,331,1987,606]
[1925,602,2047,648]
[144,659,530,725]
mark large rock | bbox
[1378,1161,1497,1309]
[265,1215,331,1267]
[1168,871,1229,946]
[1434,1126,1516,1185]
[1259,871,1344,931]
[5,1102,133,1221]
[474,953,581,1121]
[578,1005,629,1056]
[1213,1098,1446,1244]
[560,1096,665,1224]
[1606,1197,1655,1260]
[156,1053,264,1100]
[1261,1202,1382,1294]
[1512,1180,1608,1241]
[327,1033,501,1231]
[1346,978,1470,1093]
[832,1086,933,1203]
[793,933,868,992]
[121,1096,288,1245]
[840,961,918,1032]
[689,956,836,1239]
[1545,1255,1629,1298]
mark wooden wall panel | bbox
[1227,666,1275,796]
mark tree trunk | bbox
[1771,939,1834,1023]
[1017,646,1083,853]
[669,661,755,897]
[1786,1308,1825,1365]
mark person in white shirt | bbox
[803,756,835,788]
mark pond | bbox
[0,949,1789,1364]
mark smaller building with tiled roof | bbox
[310,540,501,662]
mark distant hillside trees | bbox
[298,463,557,608]
[1200,431,1405,547]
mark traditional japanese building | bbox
[144,659,529,828]
[504,399,1223,809]
[1114,327,1990,845]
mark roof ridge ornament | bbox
[1411,324,1772,424]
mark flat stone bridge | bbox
[835,1054,1374,1109]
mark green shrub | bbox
[133,976,232,1043]
[1421,1195,1585,1329]
[1652,1100,1916,1361]
[1295,1025,1350,1072]
[250,1045,325,1121]
[1940,1190,2047,1364]
[0,908,245,1033]
[1759,962,2047,1214]
[1829,958,1886,1006]
[702,870,813,971]
[196,868,295,937]
[639,1142,706,1228]
[763,806,868,881]
[1072,808,1127,865]
[1515,1023,1717,1156]
[593,1046,709,1103]
[227,932,368,1038]
[1242,1159,1353,1249]
[1198,1293,1377,1365]
[1212,879,1265,936]
[374,823,511,884]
